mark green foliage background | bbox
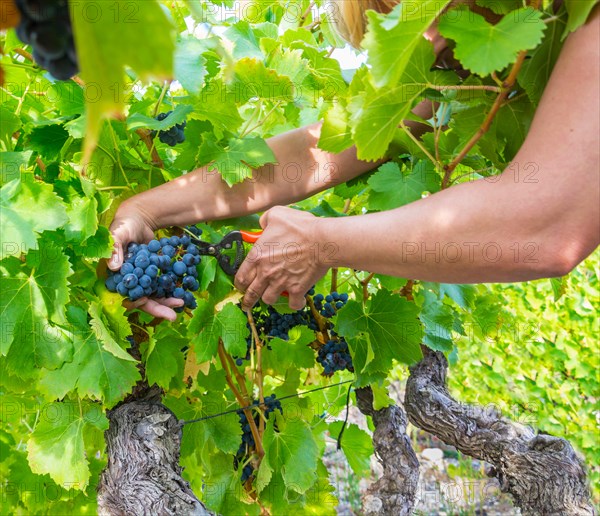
[0,0,597,513]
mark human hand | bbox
[234,206,331,311]
[108,200,184,321]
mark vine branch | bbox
[442,0,542,188]
[217,340,264,459]
[136,129,164,169]
[247,310,266,438]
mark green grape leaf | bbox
[174,37,208,95]
[192,81,244,139]
[88,301,135,362]
[28,125,69,160]
[0,247,73,371]
[267,47,310,89]
[127,104,193,131]
[337,289,423,382]
[164,392,242,455]
[438,7,546,76]
[0,151,33,185]
[64,195,98,241]
[39,307,140,408]
[0,178,68,259]
[230,58,295,103]
[71,0,174,157]
[27,402,108,489]
[440,283,478,309]
[198,136,276,186]
[328,422,373,477]
[144,326,186,390]
[368,161,440,211]
[363,0,452,87]
[225,20,264,60]
[318,102,353,153]
[188,301,248,361]
[0,107,21,142]
[519,15,566,105]
[262,326,316,372]
[563,0,599,38]
[48,82,85,117]
[494,95,535,161]
[349,41,436,161]
[419,291,455,352]
[262,417,319,493]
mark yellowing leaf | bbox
[71,0,174,160]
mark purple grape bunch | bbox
[235,394,282,483]
[312,291,348,318]
[105,229,202,311]
[14,0,78,81]
[151,111,186,147]
[317,336,354,376]
[234,306,309,366]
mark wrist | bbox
[312,216,344,269]
[119,196,159,232]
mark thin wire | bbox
[336,383,354,450]
[181,380,354,426]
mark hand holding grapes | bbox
[234,206,330,312]
[108,202,184,321]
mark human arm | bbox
[108,122,377,272]
[235,7,600,308]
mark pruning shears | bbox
[192,230,263,276]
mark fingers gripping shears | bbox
[192,230,263,276]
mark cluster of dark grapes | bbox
[234,394,282,483]
[151,111,186,147]
[234,306,309,366]
[14,0,79,81]
[105,230,202,311]
[267,309,308,340]
[313,291,348,318]
[234,289,352,374]
[317,336,354,376]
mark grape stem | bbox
[153,81,169,118]
[306,295,330,341]
[217,340,265,459]
[361,272,375,301]
[136,128,164,169]
[441,0,540,188]
[247,310,266,438]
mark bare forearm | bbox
[120,97,437,229]
[319,164,599,283]
[122,123,376,228]
[321,9,599,284]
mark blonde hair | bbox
[333,0,400,48]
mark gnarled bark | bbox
[405,348,595,516]
[355,386,420,515]
[97,396,213,516]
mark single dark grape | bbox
[122,274,138,289]
[148,240,161,253]
[129,286,144,301]
[139,275,152,289]
[173,261,187,276]
[30,25,68,59]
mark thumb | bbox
[108,229,129,271]
[259,205,284,229]
[259,209,271,229]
